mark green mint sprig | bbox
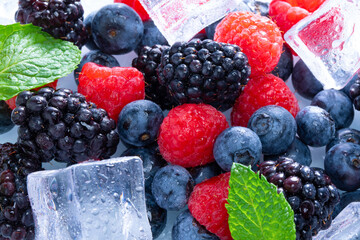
[0,23,81,100]
[226,163,296,240]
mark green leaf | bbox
[226,163,296,240]
[0,23,81,100]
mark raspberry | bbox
[114,0,150,21]
[214,11,283,76]
[158,103,228,168]
[5,81,58,110]
[78,62,145,121]
[269,0,325,34]
[231,73,299,127]
[188,172,232,240]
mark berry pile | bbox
[157,39,251,111]
[11,88,119,164]
[15,0,88,47]
[259,158,340,239]
[0,143,42,240]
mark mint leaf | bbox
[0,23,81,100]
[226,163,296,240]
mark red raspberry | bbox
[5,80,58,110]
[188,172,232,240]
[114,0,150,21]
[269,0,325,34]
[214,11,283,76]
[78,62,145,121]
[231,73,299,127]
[158,104,228,168]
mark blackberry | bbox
[259,157,340,240]
[11,88,119,164]
[132,45,173,110]
[15,0,88,48]
[157,39,251,111]
[349,76,360,110]
[0,143,42,240]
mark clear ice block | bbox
[138,0,246,45]
[27,157,152,240]
[314,202,360,240]
[285,0,360,90]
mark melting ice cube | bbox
[27,157,152,240]
[285,0,360,90]
[314,202,360,240]
[138,0,246,45]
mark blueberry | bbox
[311,89,354,129]
[326,128,360,152]
[271,44,293,81]
[292,59,324,100]
[188,162,222,185]
[172,209,220,240]
[296,106,336,147]
[151,165,194,211]
[264,137,312,166]
[0,101,14,134]
[213,126,262,172]
[74,50,120,84]
[248,105,296,155]
[145,191,167,238]
[84,11,98,50]
[332,190,360,218]
[92,3,144,54]
[325,142,360,191]
[117,100,164,147]
[121,146,167,189]
[136,20,168,54]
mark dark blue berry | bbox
[311,89,354,129]
[91,3,144,54]
[213,126,262,172]
[145,191,167,238]
[326,128,360,152]
[74,50,120,85]
[136,20,168,54]
[296,106,336,147]
[117,100,164,147]
[172,209,220,240]
[188,162,222,185]
[325,142,360,191]
[332,190,360,218]
[271,44,293,81]
[248,105,296,155]
[151,165,194,211]
[0,101,14,134]
[84,11,98,50]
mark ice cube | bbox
[0,0,18,24]
[314,202,360,240]
[285,0,360,90]
[138,0,247,45]
[27,157,152,240]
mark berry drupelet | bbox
[259,158,340,240]
[132,45,173,110]
[349,76,360,110]
[157,38,251,111]
[11,88,119,164]
[15,0,88,48]
[0,143,42,240]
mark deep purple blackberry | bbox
[259,157,340,240]
[11,88,119,164]
[0,143,42,240]
[132,45,173,110]
[15,0,88,48]
[157,39,251,111]
[349,76,360,110]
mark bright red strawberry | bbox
[214,11,283,76]
[78,62,145,121]
[114,0,150,21]
[188,172,232,240]
[269,0,325,34]
[5,80,58,110]
[158,103,229,168]
[231,73,299,127]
